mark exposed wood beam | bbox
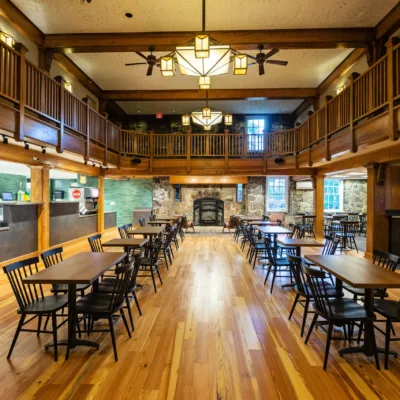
[317,48,365,95]
[44,28,374,53]
[0,0,44,46]
[103,88,317,102]
[375,2,400,40]
[53,53,103,98]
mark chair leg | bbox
[357,321,363,343]
[288,293,300,320]
[120,309,132,338]
[108,315,118,362]
[52,313,58,362]
[385,318,391,370]
[150,268,157,293]
[300,299,310,337]
[44,314,50,330]
[163,250,169,270]
[133,292,142,316]
[323,321,334,371]
[125,294,134,332]
[7,314,26,359]
[270,266,277,294]
[156,267,163,285]
[37,314,42,337]
[305,313,318,345]
[264,265,272,285]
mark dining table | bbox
[250,221,276,226]
[239,217,263,222]
[277,238,324,257]
[305,254,400,359]
[103,238,148,260]
[148,221,169,226]
[23,252,126,358]
[128,226,164,240]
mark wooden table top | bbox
[304,255,400,289]
[258,226,292,235]
[278,238,324,247]
[129,226,164,235]
[148,221,168,225]
[239,217,262,222]
[103,238,148,247]
[156,216,182,220]
[23,252,126,285]
[250,221,275,226]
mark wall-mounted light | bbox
[64,81,72,92]
[182,114,190,126]
[195,34,210,58]
[84,161,88,165]
[199,76,211,90]
[0,31,14,47]
[336,85,345,95]
[233,54,248,75]
[160,56,175,77]
[92,163,95,167]
[224,114,233,125]
[41,147,46,154]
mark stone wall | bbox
[245,176,266,218]
[285,180,314,226]
[343,179,367,213]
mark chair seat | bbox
[76,292,123,314]
[373,299,400,321]
[314,298,370,320]
[51,283,91,294]
[20,294,68,314]
[275,258,291,266]
[96,278,137,293]
[335,232,356,238]
[296,282,338,298]
[343,283,387,298]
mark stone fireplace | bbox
[194,198,224,226]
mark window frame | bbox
[246,116,267,152]
[324,178,344,212]
[237,183,244,203]
[266,176,289,212]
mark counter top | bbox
[50,201,79,204]
[0,201,43,206]
[79,213,98,218]
[104,211,117,214]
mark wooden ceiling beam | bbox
[375,3,400,40]
[44,28,374,53]
[103,88,317,102]
[317,48,365,95]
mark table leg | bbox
[281,237,296,289]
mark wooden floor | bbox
[1,230,400,399]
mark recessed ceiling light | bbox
[125,12,133,18]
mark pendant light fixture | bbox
[160,56,175,77]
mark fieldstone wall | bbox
[343,179,367,213]
[285,180,314,226]
[245,176,266,218]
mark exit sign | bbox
[156,113,163,119]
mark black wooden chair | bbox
[247,227,267,269]
[359,213,367,236]
[335,220,359,252]
[88,234,103,252]
[73,261,134,361]
[303,264,380,370]
[139,218,146,227]
[159,227,174,268]
[41,247,90,296]
[3,257,68,361]
[118,225,129,238]
[288,255,338,337]
[95,255,142,332]
[137,238,163,293]
[262,214,270,222]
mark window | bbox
[246,118,265,151]
[324,179,343,212]
[266,177,288,212]
[237,184,243,202]
[175,184,181,202]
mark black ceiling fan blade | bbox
[246,54,257,61]
[264,48,280,60]
[125,62,147,66]
[135,51,149,61]
[266,60,288,66]
[146,64,154,76]
[259,63,265,76]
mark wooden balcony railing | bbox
[0,38,399,166]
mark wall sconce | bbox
[0,31,14,47]
[199,76,211,90]
[64,81,72,92]
[336,85,345,95]
[182,114,191,126]
[160,56,175,77]
[224,114,233,125]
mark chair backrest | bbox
[3,257,44,310]
[302,264,334,319]
[41,247,63,269]
[359,214,367,224]
[118,225,129,239]
[322,235,340,255]
[181,214,189,229]
[303,215,316,226]
[150,238,163,264]
[340,220,359,234]
[373,250,400,271]
[288,255,309,295]
[262,214,270,222]
[107,261,134,312]
[276,219,282,226]
[139,218,146,227]
[127,254,142,292]
[292,224,305,239]
[88,234,103,252]
[149,214,156,222]
[263,237,277,266]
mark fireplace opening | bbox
[193,198,224,226]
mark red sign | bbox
[72,189,81,199]
[156,113,163,119]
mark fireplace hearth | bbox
[193,198,224,226]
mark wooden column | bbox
[97,175,105,233]
[14,43,28,142]
[30,165,50,251]
[365,164,376,258]
[149,129,154,173]
[224,129,229,173]
[348,74,357,153]
[386,38,399,141]
[313,175,325,240]
[186,129,191,173]
[54,76,65,153]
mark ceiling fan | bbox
[248,45,288,76]
[125,47,160,76]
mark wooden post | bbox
[97,175,105,233]
[348,73,357,152]
[102,112,109,166]
[85,102,90,162]
[14,43,28,142]
[365,164,376,258]
[324,96,332,161]
[307,119,312,166]
[149,129,154,173]
[313,175,325,240]
[54,75,65,153]
[224,129,229,173]
[386,38,398,141]
[262,129,267,174]
[186,129,191,173]
[30,165,50,251]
